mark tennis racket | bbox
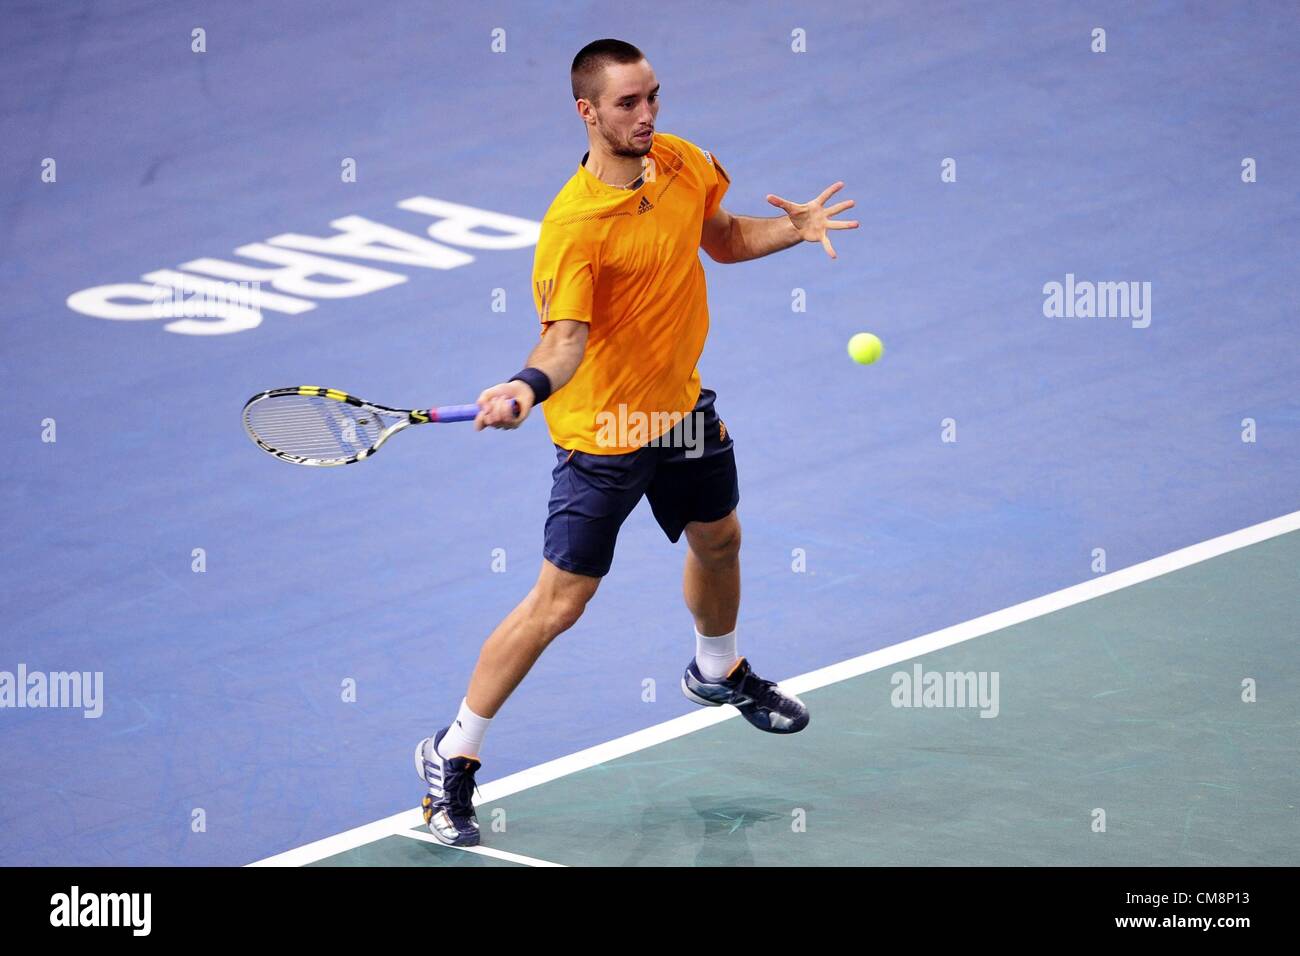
[242,386,518,466]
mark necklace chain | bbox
[618,157,648,190]
[583,151,649,190]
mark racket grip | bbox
[429,400,521,423]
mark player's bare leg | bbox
[416,558,599,846]
[683,510,742,636]
[466,559,601,717]
[679,509,809,734]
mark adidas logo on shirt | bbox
[637,195,654,215]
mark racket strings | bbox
[244,395,399,460]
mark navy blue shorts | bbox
[543,388,739,578]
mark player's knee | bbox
[689,517,741,567]
[545,594,589,635]
[532,574,598,636]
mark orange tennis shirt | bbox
[530,131,730,454]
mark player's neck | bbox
[583,141,647,190]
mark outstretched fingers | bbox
[813,181,845,206]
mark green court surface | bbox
[310,531,1299,867]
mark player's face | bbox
[593,60,660,158]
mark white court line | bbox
[392,829,567,867]
[249,709,734,867]
[249,508,1300,867]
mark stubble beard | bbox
[597,113,653,159]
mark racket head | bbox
[242,387,413,466]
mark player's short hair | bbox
[571,39,646,105]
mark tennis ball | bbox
[848,332,883,365]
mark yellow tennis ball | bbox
[848,332,883,365]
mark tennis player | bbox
[416,39,858,846]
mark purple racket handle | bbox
[428,399,520,423]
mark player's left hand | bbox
[766,182,859,259]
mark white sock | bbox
[437,698,492,760]
[695,627,738,681]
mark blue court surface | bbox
[1,1,1296,866]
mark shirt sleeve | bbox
[698,146,731,221]
[531,222,595,326]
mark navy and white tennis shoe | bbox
[414,727,482,847]
[681,657,810,733]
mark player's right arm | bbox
[476,218,596,431]
[475,320,588,430]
